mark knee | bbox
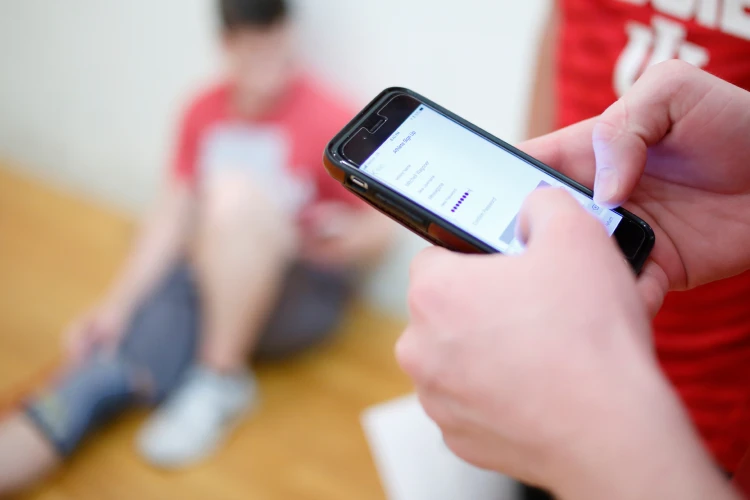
[200,175,295,249]
[24,358,137,457]
[202,176,261,227]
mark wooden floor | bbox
[0,166,412,500]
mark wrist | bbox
[550,369,737,500]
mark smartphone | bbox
[323,88,655,273]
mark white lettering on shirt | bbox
[616,0,750,40]
[614,22,654,96]
[614,16,708,96]
[723,0,750,41]
[696,0,720,28]
[652,0,697,20]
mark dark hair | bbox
[219,0,288,31]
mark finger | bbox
[517,118,598,188]
[395,328,421,381]
[397,329,446,396]
[515,188,601,249]
[406,247,504,333]
[100,327,122,359]
[592,61,713,207]
[63,324,93,364]
[636,260,670,318]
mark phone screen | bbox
[357,104,623,254]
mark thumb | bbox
[592,60,706,208]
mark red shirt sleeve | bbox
[306,88,367,209]
[171,103,202,184]
[171,85,228,185]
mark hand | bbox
[63,300,131,364]
[298,201,392,268]
[397,190,733,499]
[520,61,750,315]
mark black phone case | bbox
[323,87,655,273]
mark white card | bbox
[362,394,519,500]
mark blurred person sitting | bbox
[0,0,392,490]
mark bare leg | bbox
[193,173,296,372]
[0,412,60,495]
[136,174,298,467]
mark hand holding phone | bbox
[396,188,705,497]
[299,202,350,241]
[298,201,392,268]
[392,63,750,500]
[323,88,654,273]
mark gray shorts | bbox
[25,263,352,456]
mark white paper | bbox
[362,394,519,500]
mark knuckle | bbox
[641,60,703,98]
[646,59,694,81]
[408,254,450,319]
[398,333,444,391]
[395,332,422,379]
[406,278,443,320]
[592,109,623,144]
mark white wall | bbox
[0,0,549,316]
[0,1,220,209]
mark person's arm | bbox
[103,178,194,313]
[525,1,560,139]
[65,177,195,361]
[552,376,741,500]
[397,182,747,500]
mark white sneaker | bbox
[137,366,257,468]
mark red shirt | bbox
[557,0,750,472]
[173,75,360,212]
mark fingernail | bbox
[594,167,619,206]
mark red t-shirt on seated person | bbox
[172,75,361,214]
[557,0,750,472]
